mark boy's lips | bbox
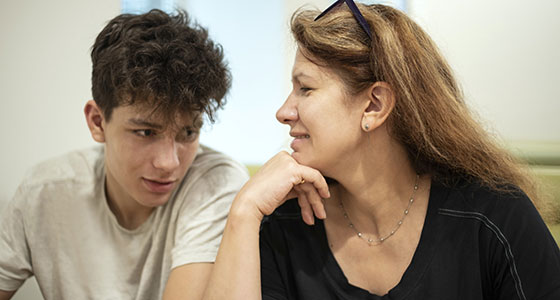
[142,178,176,194]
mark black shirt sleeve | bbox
[486,190,560,300]
[260,216,289,300]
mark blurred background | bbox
[1,0,559,298]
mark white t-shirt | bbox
[0,145,248,299]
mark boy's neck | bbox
[105,176,155,230]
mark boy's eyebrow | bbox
[127,118,163,129]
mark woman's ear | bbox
[361,82,395,132]
[84,100,106,143]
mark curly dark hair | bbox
[91,9,231,124]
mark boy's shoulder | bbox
[185,144,249,183]
[21,145,104,189]
[170,145,249,205]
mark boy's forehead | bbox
[116,104,202,128]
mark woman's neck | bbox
[325,134,419,236]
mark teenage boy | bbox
[0,9,248,300]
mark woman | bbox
[204,1,560,299]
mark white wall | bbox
[0,0,119,298]
[183,0,289,165]
[0,0,120,207]
[408,0,560,141]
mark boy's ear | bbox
[84,100,106,143]
[361,81,395,132]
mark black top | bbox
[260,179,560,300]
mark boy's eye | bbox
[134,129,155,137]
[178,127,199,142]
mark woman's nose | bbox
[276,93,298,125]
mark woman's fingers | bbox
[239,151,330,223]
[295,186,315,225]
[282,157,330,225]
[292,164,331,199]
[295,182,327,222]
[284,189,299,201]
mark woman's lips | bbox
[290,134,310,151]
[142,178,176,194]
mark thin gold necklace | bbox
[339,174,420,246]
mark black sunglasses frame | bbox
[314,0,373,40]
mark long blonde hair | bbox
[291,4,555,221]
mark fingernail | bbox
[308,215,315,225]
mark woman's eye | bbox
[299,86,313,95]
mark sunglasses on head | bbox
[314,0,373,40]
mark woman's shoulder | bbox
[433,177,554,254]
[435,177,535,221]
[433,179,560,299]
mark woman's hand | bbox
[232,151,331,225]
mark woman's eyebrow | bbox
[292,72,319,86]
